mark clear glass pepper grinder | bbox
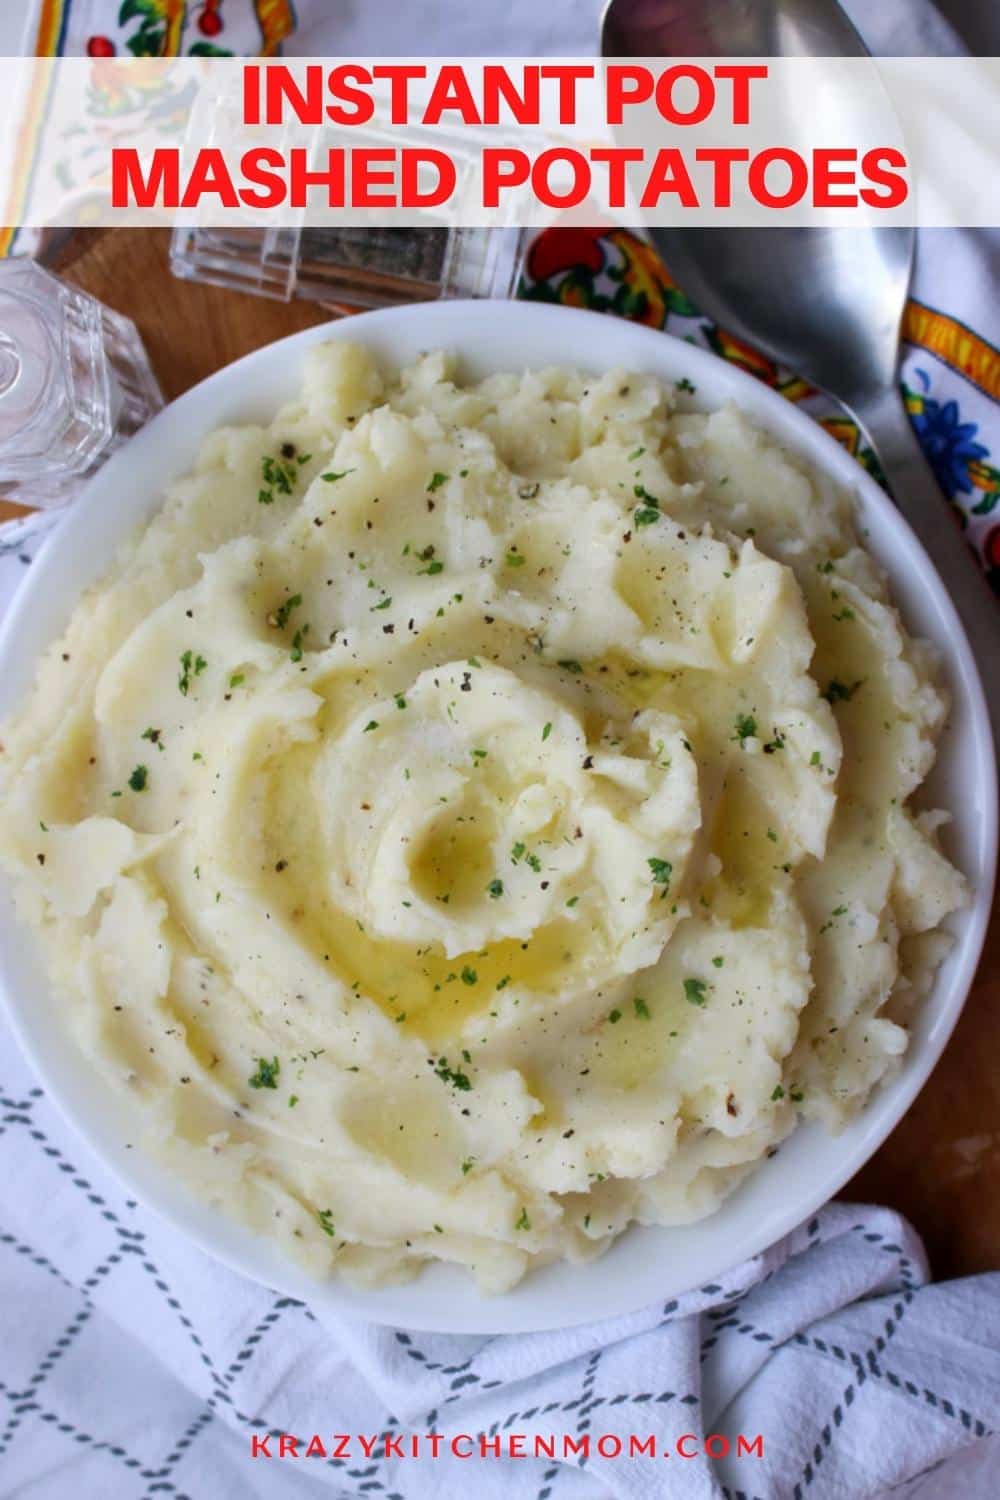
[0,258,163,551]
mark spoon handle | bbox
[850,384,999,749]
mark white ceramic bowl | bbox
[0,301,995,1334]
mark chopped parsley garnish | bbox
[525,852,542,873]
[272,593,302,631]
[711,955,724,968]
[675,377,697,393]
[363,720,379,733]
[259,452,299,503]
[505,549,526,568]
[608,1008,622,1024]
[434,1056,472,1090]
[460,966,478,986]
[633,483,660,528]
[648,857,673,887]
[542,722,552,741]
[566,896,580,908]
[427,471,448,492]
[487,879,504,899]
[810,750,822,767]
[790,1088,805,1103]
[321,469,354,483]
[290,625,309,662]
[248,1056,280,1090]
[511,841,526,863]
[128,764,148,792]
[628,446,645,460]
[771,1084,785,1101]
[515,1207,531,1231]
[394,693,407,710]
[832,606,856,622]
[734,713,757,744]
[371,595,392,611]
[418,558,444,576]
[229,673,245,689]
[634,996,651,1019]
[141,727,164,751]
[683,977,708,1007]
[317,1208,336,1236]
[557,658,583,674]
[178,650,207,696]
[461,1157,475,1174]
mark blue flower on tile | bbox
[909,381,988,497]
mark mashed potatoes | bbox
[0,343,967,1292]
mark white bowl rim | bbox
[0,298,995,1335]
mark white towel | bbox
[1,1034,999,1498]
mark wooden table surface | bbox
[3,230,997,1280]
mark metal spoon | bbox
[602,0,998,737]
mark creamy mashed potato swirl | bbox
[0,344,966,1292]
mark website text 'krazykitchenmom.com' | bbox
[248,1430,766,1462]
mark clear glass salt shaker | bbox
[0,258,163,551]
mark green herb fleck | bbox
[515,1207,531,1231]
[734,713,757,744]
[542,722,552,741]
[460,966,478,986]
[128,764,148,792]
[272,594,302,631]
[487,879,504,900]
[434,1057,472,1091]
[317,1208,336,1236]
[634,996,650,1019]
[683,977,708,1007]
[427,471,448,492]
[648,857,672,888]
[178,650,207,696]
[248,1056,280,1090]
